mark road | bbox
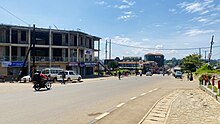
[0,75,198,124]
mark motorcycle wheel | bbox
[34,84,41,91]
[46,82,52,90]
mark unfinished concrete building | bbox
[0,24,101,78]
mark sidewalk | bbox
[140,89,220,124]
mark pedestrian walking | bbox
[61,71,66,84]
[118,71,121,80]
[187,73,190,81]
[190,73,193,81]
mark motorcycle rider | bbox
[33,71,47,86]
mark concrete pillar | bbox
[49,28,52,68]
[77,48,79,62]
[28,28,31,73]
[68,48,70,62]
[9,28,12,62]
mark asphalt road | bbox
[0,75,198,124]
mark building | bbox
[118,57,143,71]
[144,53,164,67]
[0,24,101,78]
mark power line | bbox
[108,42,220,51]
[0,5,29,25]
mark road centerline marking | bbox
[148,90,153,93]
[141,93,146,96]
[116,103,125,108]
[95,112,109,120]
[130,97,137,100]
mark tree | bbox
[107,61,118,70]
[181,54,202,72]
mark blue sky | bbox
[0,0,220,60]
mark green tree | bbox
[107,61,118,70]
[181,54,202,72]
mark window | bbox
[21,31,26,41]
[69,71,74,75]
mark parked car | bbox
[41,68,63,82]
[21,75,31,83]
[175,71,182,79]
[146,71,153,76]
[57,70,82,82]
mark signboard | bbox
[79,62,85,67]
[2,61,25,67]
[85,62,97,67]
[69,62,78,66]
[85,49,92,55]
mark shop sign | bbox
[69,62,78,66]
[79,62,85,67]
[85,49,92,55]
[85,62,97,67]
[2,61,25,67]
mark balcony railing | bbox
[0,56,10,61]
[0,56,94,63]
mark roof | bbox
[145,53,164,56]
[0,24,101,40]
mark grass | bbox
[195,64,220,76]
[208,85,218,94]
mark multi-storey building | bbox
[0,24,101,77]
[144,53,164,67]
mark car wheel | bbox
[78,77,81,82]
[67,78,71,82]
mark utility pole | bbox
[208,35,214,63]
[109,39,111,59]
[205,50,207,63]
[32,24,36,78]
[199,48,201,57]
[105,40,108,59]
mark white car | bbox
[146,71,153,76]
[21,75,31,82]
[57,70,82,82]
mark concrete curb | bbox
[199,85,220,103]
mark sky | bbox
[0,0,220,60]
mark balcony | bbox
[0,56,10,61]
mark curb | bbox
[199,85,220,103]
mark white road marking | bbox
[141,93,146,96]
[95,112,109,120]
[148,90,153,93]
[153,88,158,91]
[116,103,125,108]
[130,97,137,100]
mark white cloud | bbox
[142,38,149,41]
[155,45,163,49]
[184,29,214,36]
[95,1,106,5]
[118,11,136,21]
[177,0,218,15]
[115,5,130,9]
[111,36,142,46]
[122,0,136,6]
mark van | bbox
[57,70,82,82]
[41,68,63,82]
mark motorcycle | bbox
[33,80,52,91]
[32,73,52,91]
